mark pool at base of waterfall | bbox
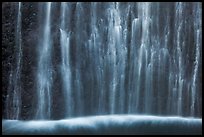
[2,115,202,135]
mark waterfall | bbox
[5,2,22,119]
[107,2,121,114]
[36,2,52,119]
[191,3,201,116]
[2,2,202,120]
[60,2,72,117]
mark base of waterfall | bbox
[2,115,202,135]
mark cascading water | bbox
[2,2,202,135]
[36,2,53,119]
[5,2,22,120]
[60,2,72,117]
[190,3,201,116]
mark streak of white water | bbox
[36,2,52,119]
[13,2,22,120]
[6,2,22,119]
[60,3,72,118]
[107,3,122,114]
[191,3,201,116]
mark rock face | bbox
[2,2,202,120]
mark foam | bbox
[2,115,202,135]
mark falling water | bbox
[191,3,201,116]
[5,2,22,119]
[2,2,202,120]
[36,2,52,119]
[60,2,72,117]
[108,2,121,114]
